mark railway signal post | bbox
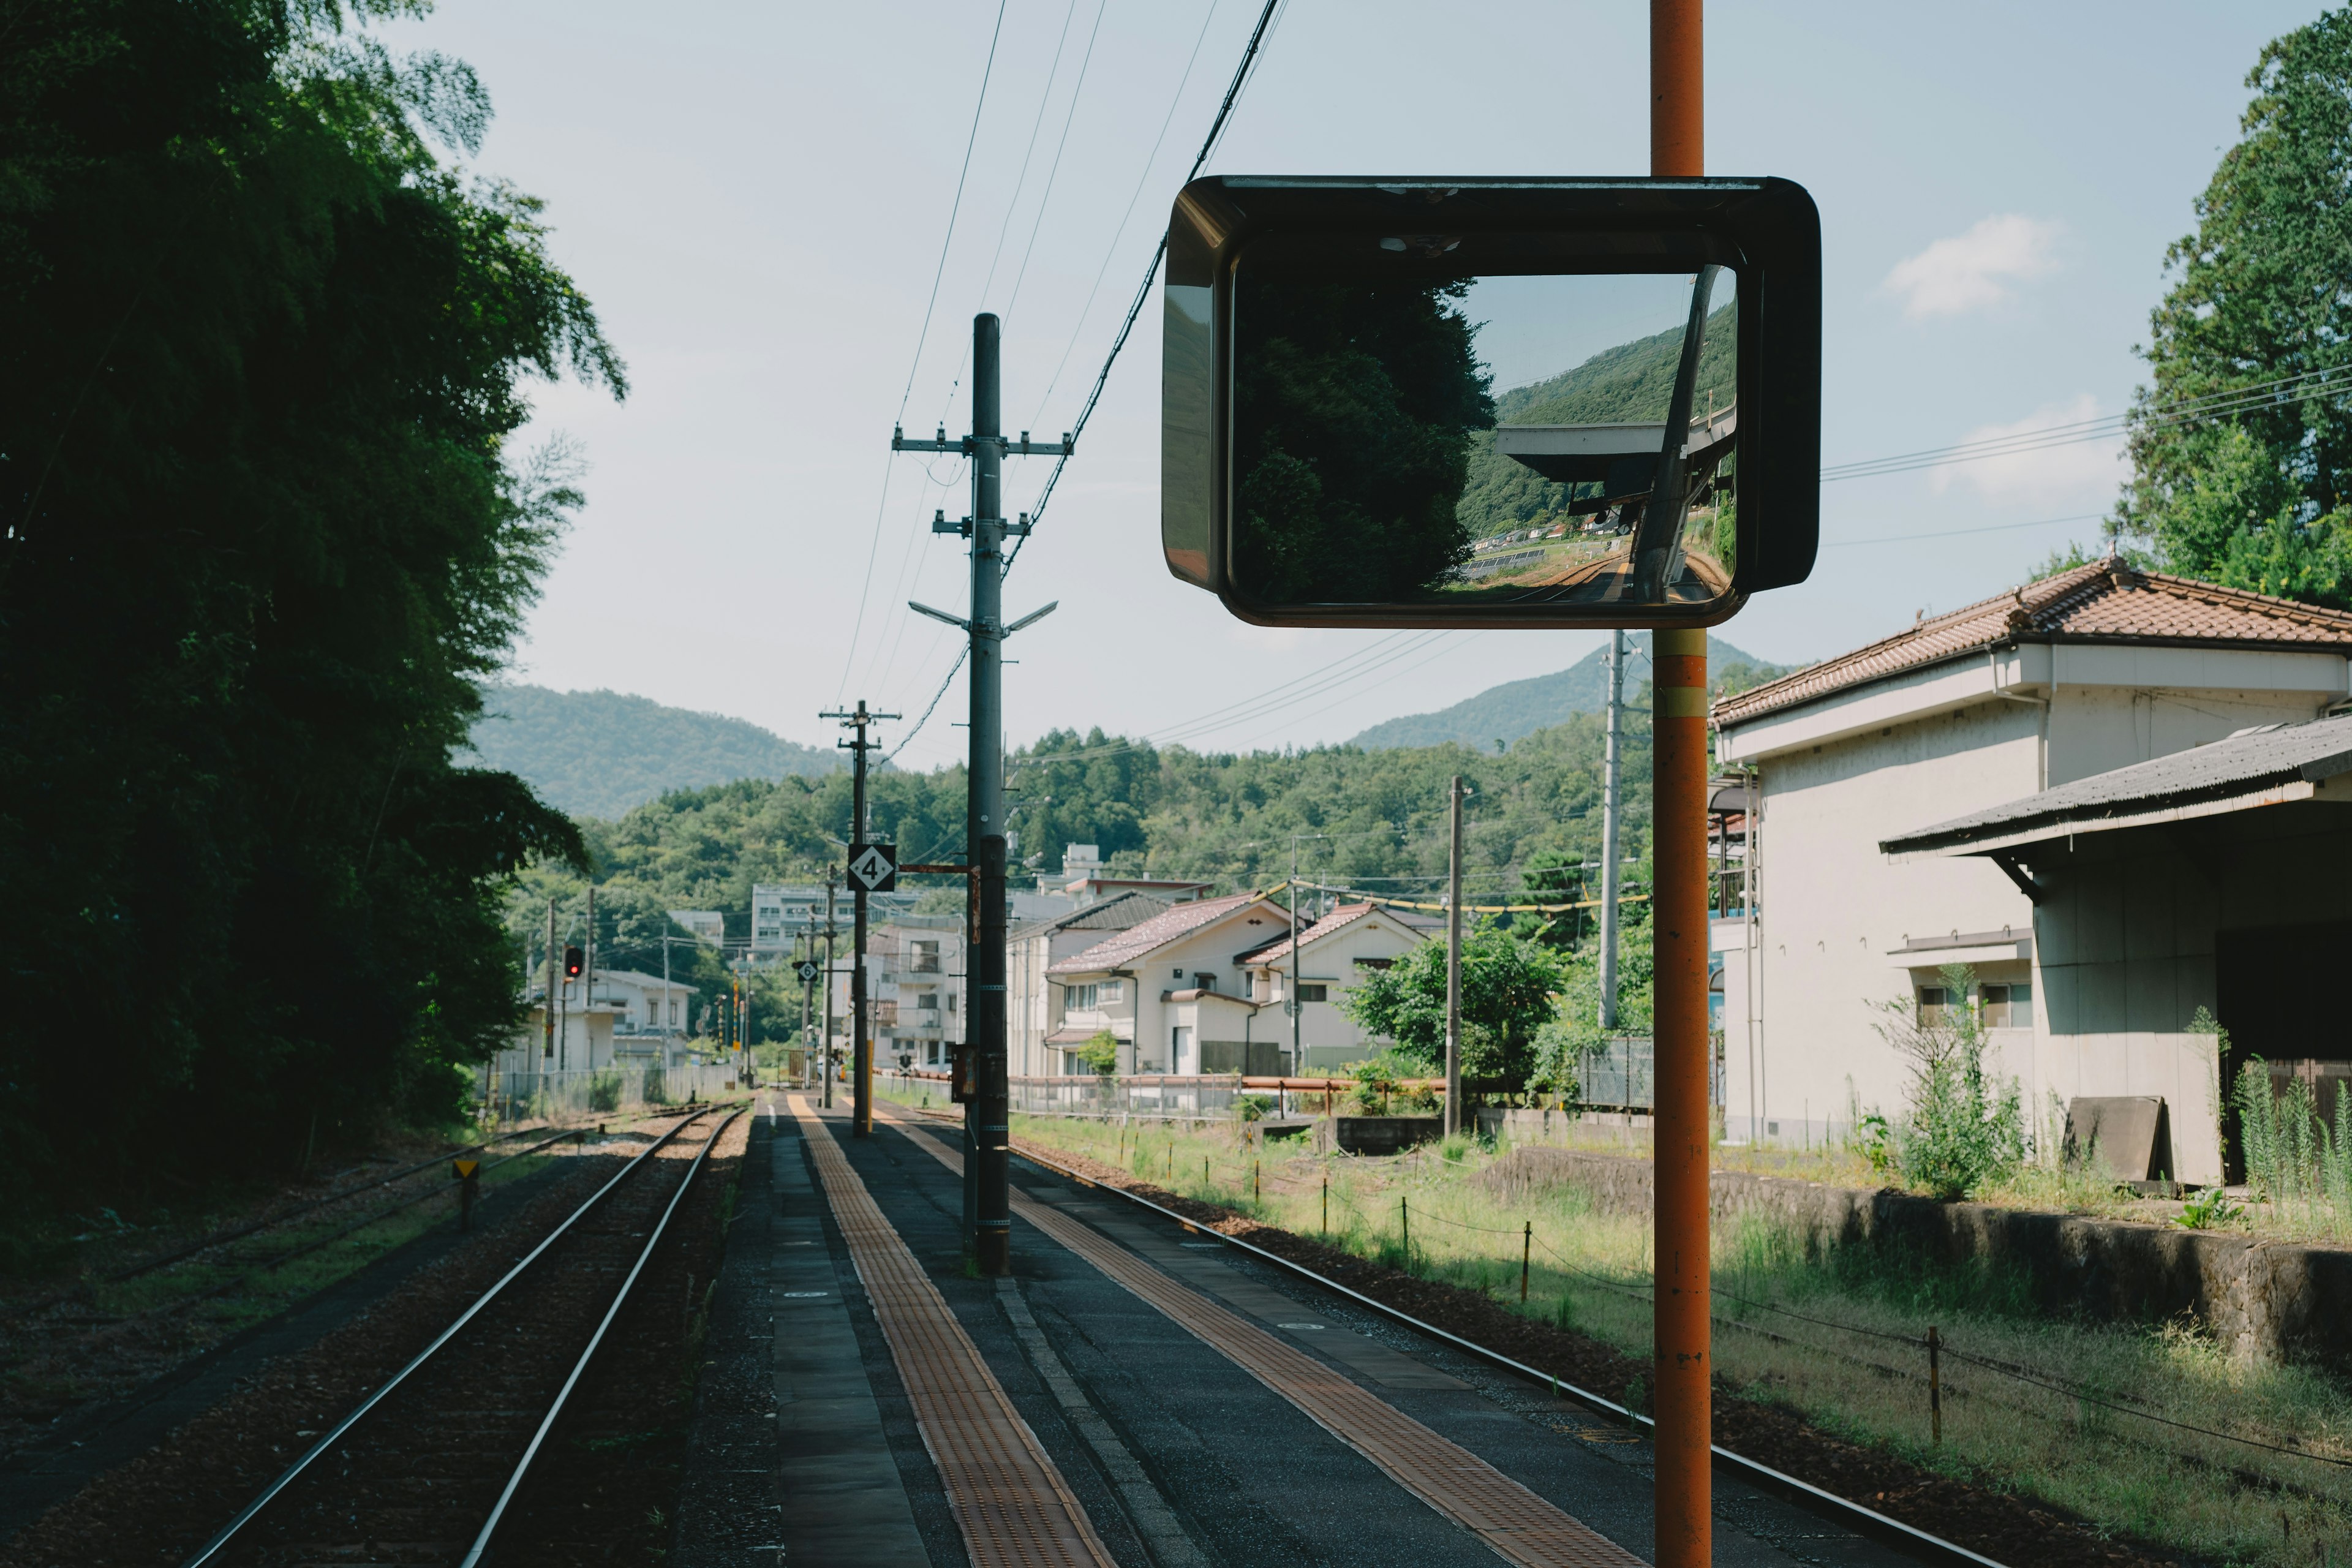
[825,700,897,1136]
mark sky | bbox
[380,0,2326,772]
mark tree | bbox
[2118,10,2352,607]
[1231,277,1494,602]
[0,0,617,1224]
[1341,927,1566,1093]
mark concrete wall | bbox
[1482,1144,2352,1371]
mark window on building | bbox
[918,991,940,1012]
[911,940,940,973]
[1917,986,1950,1025]
[1068,982,1098,1010]
[1297,983,1329,1003]
[1100,979,1122,1003]
[1981,982,2031,1027]
[946,992,956,1013]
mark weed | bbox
[1873,964,2024,1200]
[2176,1187,2243,1231]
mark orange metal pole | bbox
[1651,2,1711,1564]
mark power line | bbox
[839,0,1010,701]
[878,0,1286,763]
[1006,0,1286,569]
[1030,0,1226,426]
[1822,511,2105,549]
[1004,0,1111,323]
[1820,362,2352,484]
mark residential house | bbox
[1044,892,1295,1075]
[1008,891,1173,1076]
[1712,559,2352,1173]
[869,915,965,1071]
[1234,901,1436,1071]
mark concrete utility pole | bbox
[1600,630,1624,1029]
[1443,777,1466,1137]
[543,898,557,1063]
[893,312,1068,1276]
[823,873,839,1109]
[823,701,895,1136]
[1651,1,1714,1559]
[584,884,596,1022]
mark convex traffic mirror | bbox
[1161,177,1820,628]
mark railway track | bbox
[177,1102,742,1568]
[894,1106,2008,1568]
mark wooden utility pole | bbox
[1651,1,1713,1562]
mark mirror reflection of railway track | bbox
[177,1104,742,1568]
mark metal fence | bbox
[886,1071,1263,1125]
[474,1063,750,1126]
[1575,1036,1655,1112]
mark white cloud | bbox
[1928,393,2125,506]
[1881,214,2062,318]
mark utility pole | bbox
[1443,777,1465,1138]
[1600,630,1624,1029]
[1652,1,1713,1561]
[823,873,839,1109]
[584,883,596,1036]
[1287,832,1329,1077]
[543,898,557,1065]
[894,313,1068,1275]
[824,701,897,1136]
[800,931,817,1087]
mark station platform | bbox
[673,1096,1918,1567]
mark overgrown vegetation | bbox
[1,0,614,1240]
[1872,965,2026,1201]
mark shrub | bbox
[1875,964,2024,1200]
[587,1070,624,1113]
[1074,1030,1120,1077]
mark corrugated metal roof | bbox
[1046,891,1275,974]
[1715,561,2352,728]
[1010,889,1172,941]
[1880,714,2352,854]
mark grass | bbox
[948,1090,2352,1568]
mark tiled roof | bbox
[1714,560,2352,728]
[1882,714,2352,855]
[1234,902,1381,965]
[1047,891,1273,974]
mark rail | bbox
[178,1102,739,1568]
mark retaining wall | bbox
[1479,1139,2352,1373]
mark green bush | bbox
[1876,965,2024,1200]
[1074,1030,1119,1077]
[587,1070,624,1113]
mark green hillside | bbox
[514,706,1666,952]
[1457,303,1736,543]
[1348,633,1785,751]
[465,685,840,818]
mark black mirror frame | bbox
[1161,175,1820,630]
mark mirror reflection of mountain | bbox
[1457,302,1737,546]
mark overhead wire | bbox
[877,0,1283,763]
[839,0,1009,701]
[1003,0,1112,323]
[1821,361,2352,484]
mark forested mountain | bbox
[466,685,840,817]
[1349,632,1786,750]
[516,703,1662,967]
[1457,303,1736,542]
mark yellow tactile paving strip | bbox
[789,1097,1115,1568]
[880,1105,1646,1568]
